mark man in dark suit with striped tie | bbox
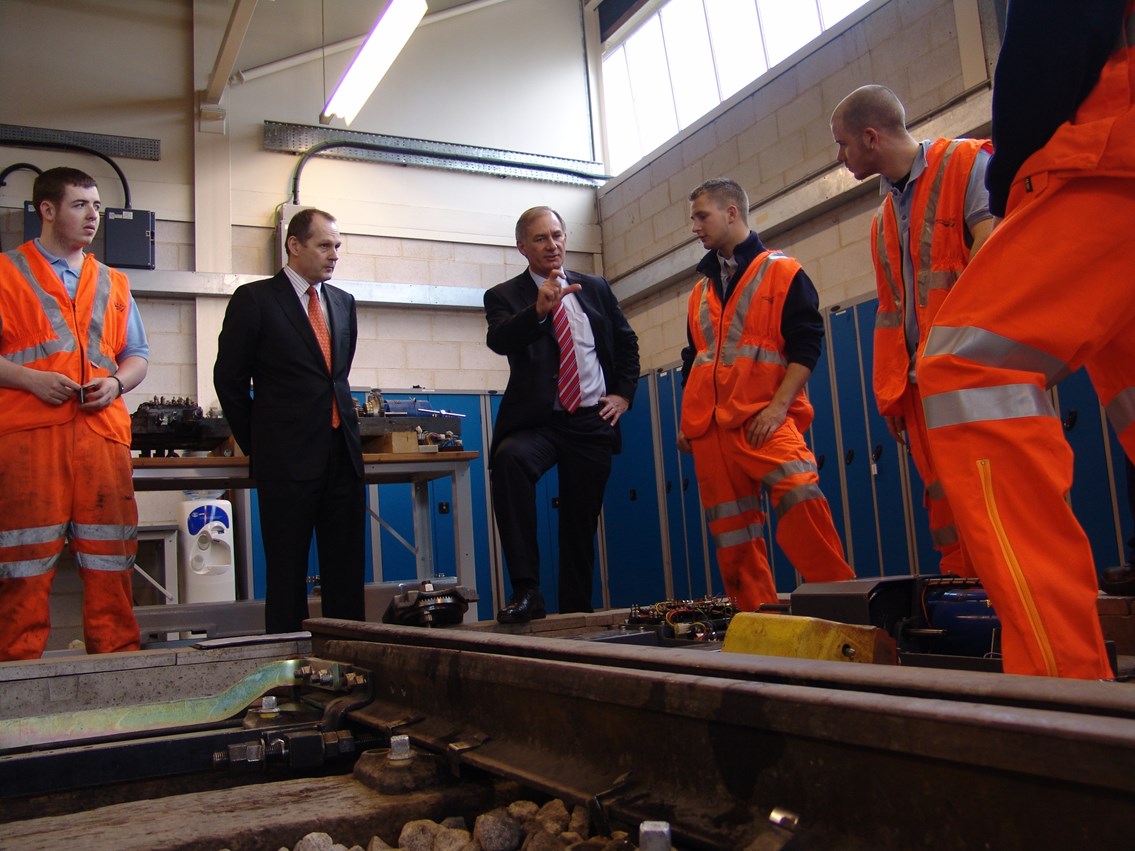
[485,207,640,623]
[214,208,365,634]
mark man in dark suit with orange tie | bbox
[214,208,366,634]
[485,206,640,623]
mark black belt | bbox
[555,404,601,415]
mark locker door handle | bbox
[872,444,883,462]
[845,448,855,465]
[551,497,560,509]
[683,477,690,492]
[1063,409,1078,431]
[816,453,825,470]
[629,488,637,502]
[666,480,673,494]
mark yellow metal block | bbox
[722,611,897,664]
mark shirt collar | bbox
[528,268,570,288]
[284,264,320,299]
[34,239,82,277]
[879,139,931,196]
[696,231,767,280]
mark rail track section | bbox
[310,619,1135,850]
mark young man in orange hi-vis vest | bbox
[918,0,1134,678]
[831,85,994,579]
[677,178,855,610]
[0,167,149,660]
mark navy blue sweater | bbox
[986,0,1127,215]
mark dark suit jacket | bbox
[214,270,363,481]
[484,269,640,461]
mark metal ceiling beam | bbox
[203,0,260,107]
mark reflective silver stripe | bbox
[926,269,958,292]
[762,459,817,490]
[876,309,902,330]
[692,282,717,367]
[713,523,762,549]
[923,383,1055,429]
[0,523,67,548]
[921,325,1070,388]
[71,522,138,541]
[931,525,960,547]
[775,483,826,519]
[4,249,80,365]
[85,263,117,373]
[724,252,785,359]
[728,344,788,367]
[926,480,946,501]
[1105,386,1135,436]
[0,554,60,579]
[916,140,961,307]
[74,552,136,571]
[874,208,902,310]
[705,494,761,522]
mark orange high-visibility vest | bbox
[681,250,814,439]
[871,137,991,417]
[0,242,133,444]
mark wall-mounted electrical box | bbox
[103,207,155,269]
[23,201,40,242]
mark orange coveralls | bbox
[682,250,854,609]
[918,4,1135,677]
[0,243,141,660]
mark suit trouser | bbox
[490,408,615,613]
[257,434,366,634]
[0,420,140,660]
[899,385,976,577]
[918,172,1135,678]
[690,419,854,609]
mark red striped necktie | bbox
[553,302,582,413]
[307,285,340,428]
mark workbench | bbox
[130,451,480,635]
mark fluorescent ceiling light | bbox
[320,0,427,126]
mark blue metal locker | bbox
[1107,426,1134,567]
[1054,368,1125,574]
[854,302,915,577]
[656,368,717,599]
[603,374,667,607]
[805,321,850,567]
[827,306,881,576]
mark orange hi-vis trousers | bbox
[690,418,854,609]
[918,172,1135,679]
[0,420,140,660]
[900,384,976,578]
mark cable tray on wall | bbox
[0,125,160,161]
[263,121,608,186]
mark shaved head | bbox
[832,84,908,136]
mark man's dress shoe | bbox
[497,588,547,624]
[1101,563,1135,596]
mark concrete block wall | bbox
[601,0,984,371]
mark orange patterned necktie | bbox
[307,285,340,428]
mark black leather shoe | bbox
[497,588,547,624]
[1101,563,1135,596]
